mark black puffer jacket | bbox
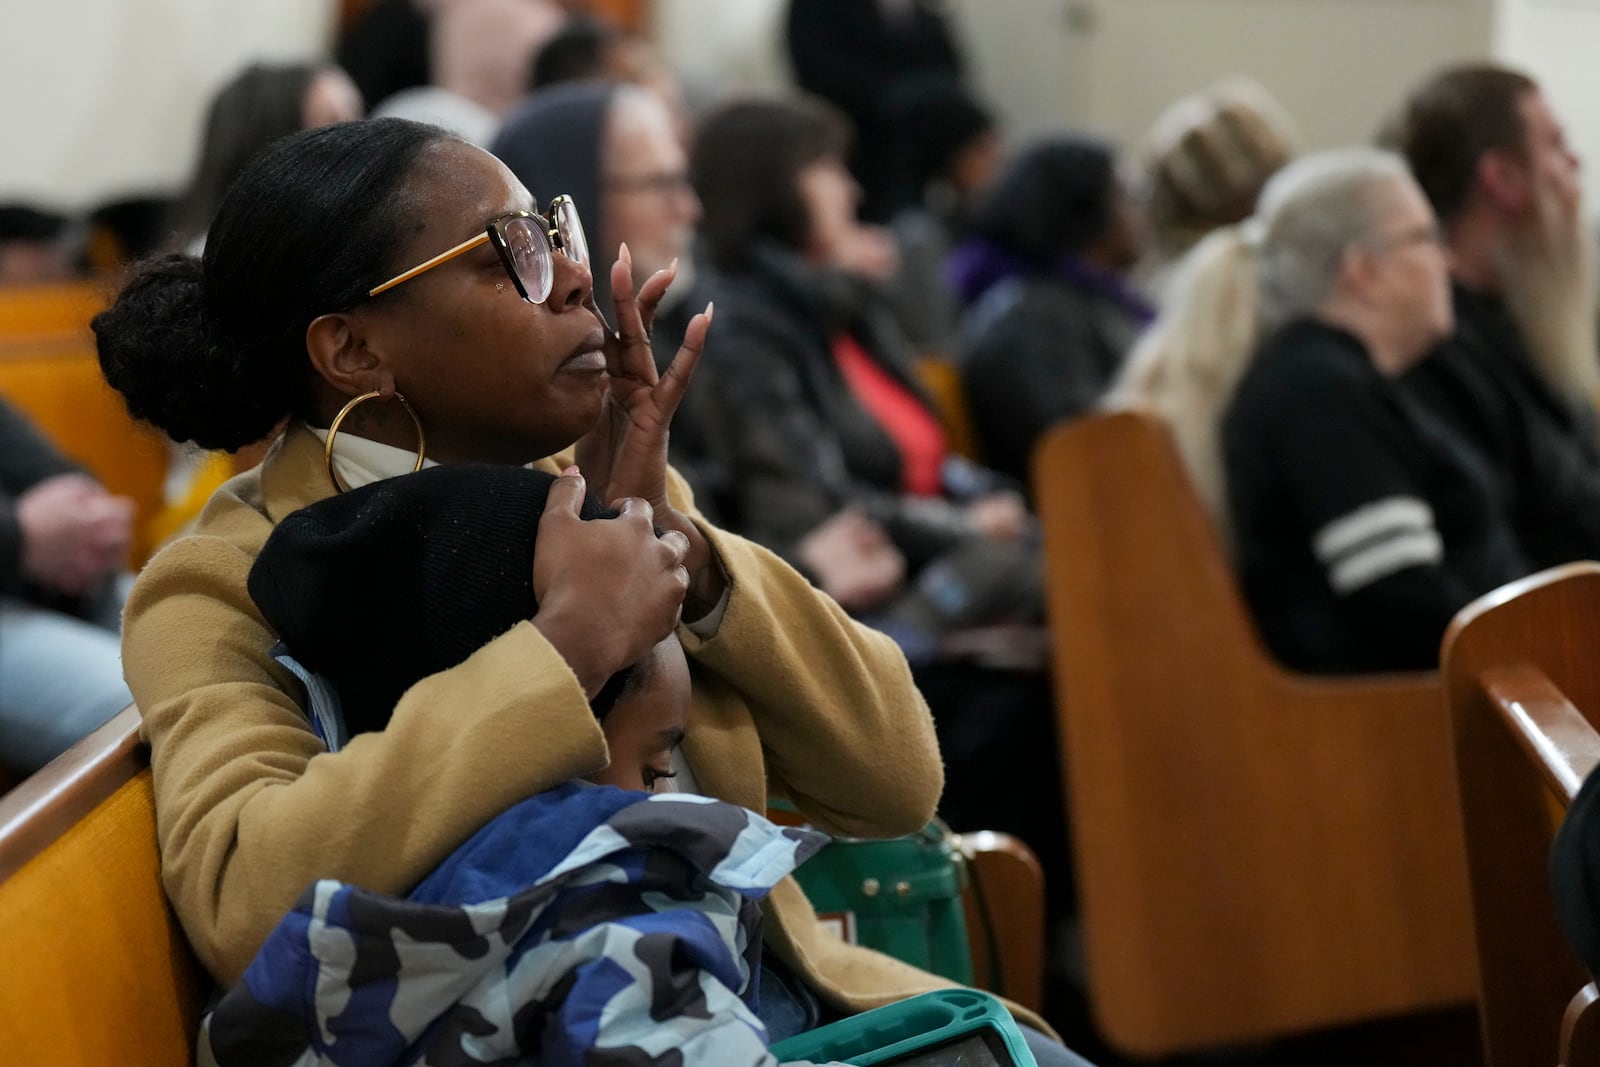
[698,242,1007,569]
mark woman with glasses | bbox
[90,117,1001,1056]
[1112,147,1530,672]
[491,82,729,518]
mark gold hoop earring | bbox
[323,390,426,493]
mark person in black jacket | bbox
[689,97,1035,633]
[952,136,1152,485]
[689,97,1082,942]
[1388,64,1600,570]
[785,0,967,223]
[1122,148,1530,672]
[0,399,135,770]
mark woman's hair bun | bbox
[94,253,295,451]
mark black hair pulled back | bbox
[971,136,1118,264]
[94,118,453,451]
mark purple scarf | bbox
[948,239,1155,325]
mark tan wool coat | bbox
[124,422,1045,1030]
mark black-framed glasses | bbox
[367,195,589,304]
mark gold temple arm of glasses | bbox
[368,231,492,297]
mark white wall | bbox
[1495,0,1600,212]
[650,0,790,111]
[0,0,335,212]
[952,0,1495,150]
[950,0,1600,212]
[9,0,1600,215]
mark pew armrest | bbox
[1483,663,1600,805]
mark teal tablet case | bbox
[768,988,1038,1066]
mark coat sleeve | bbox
[665,466,944,841]
[0,398,83,590]
[126,512,607,985]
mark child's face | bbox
[588,636,690,794]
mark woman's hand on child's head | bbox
[530,468,690,698]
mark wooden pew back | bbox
[1444,563,1600,1067]
[0,334,169,567]
[1032,411,1476,1057]
[914,355,982,461]
[0,706,209,1064]
[958,830,1045,1013]
[0,281,105,342]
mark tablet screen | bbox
[874,1028,1017,1067]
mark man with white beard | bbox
[1389,64,1600,569]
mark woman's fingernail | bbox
[619,242,631,264]
[704,301,715,320]
[666,257,679,275]
[562,464,580,477]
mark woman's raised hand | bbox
[529,469,690,697]
[576,245,725,618]
[575,245,711,512]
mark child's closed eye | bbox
[644,766,678,792]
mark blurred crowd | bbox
[7,2,1600,1056]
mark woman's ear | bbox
[306,312,395,398]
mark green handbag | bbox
[789,818,976,988]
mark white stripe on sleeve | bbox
[1327,529,1445,595]
[1312,496,1434,563]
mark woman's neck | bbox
[1310,302,1415,378]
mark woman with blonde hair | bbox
[1133,75,1296,302]
[1113,147,1530,671]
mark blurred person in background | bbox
[1118,149,1530,672]
[1133,76,1297,302]
[0,207,79,285]
[171,62,364,254]
[786,0,967,223]
[527,12,691,142]
[953,136,1152,486]
[339,0,575,119]
[0,398,134,772]
[691,96,1077,932]
[882,82,1002,356]
[1389,63,1600,571]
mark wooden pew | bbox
[0,334,170,567]
[915,354,982,462]
[958,830,1046,1013]
[1443,562,1600,1067]
[0,705,211,1064]
[0,280,105,342]
[1031,411,1476,1057]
